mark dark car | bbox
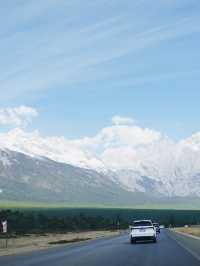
[153,223,160,233]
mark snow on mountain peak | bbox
[0,121,200,197]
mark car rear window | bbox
[133,221,152,227]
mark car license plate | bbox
[139,229,145,232]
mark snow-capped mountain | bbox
[0,146,199,207]
[0,126,200,203]
[0,148,162,205]
[110,168,200,198]
[0,128,108,172]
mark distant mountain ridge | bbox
[0,148,154,205]
[0,148,199,207]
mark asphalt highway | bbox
[0,230,199,266]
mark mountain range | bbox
[0,147,200,208]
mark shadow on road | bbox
[124,240,158,245]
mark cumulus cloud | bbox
[0,114,199,197]
[0,106,38,128]
[0,115,162,170]
[0,114,200,185]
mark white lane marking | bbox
[168,231,200,262]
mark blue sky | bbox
[0,0,200,140]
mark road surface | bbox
[0,230,199,266]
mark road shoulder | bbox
[168,229,200,261]
[0,230,121,257]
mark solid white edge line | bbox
[167,230,200,262]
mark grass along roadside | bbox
[0,230,120,257]
[173,226,200,238]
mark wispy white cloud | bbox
[0,1,199,101]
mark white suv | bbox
[130,220,157,244]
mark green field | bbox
[0,200,200,210]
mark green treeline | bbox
[0,208,200,234]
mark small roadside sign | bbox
[0,220,8,248]
[2,220,7,233]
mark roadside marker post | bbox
[1,220,8,248]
